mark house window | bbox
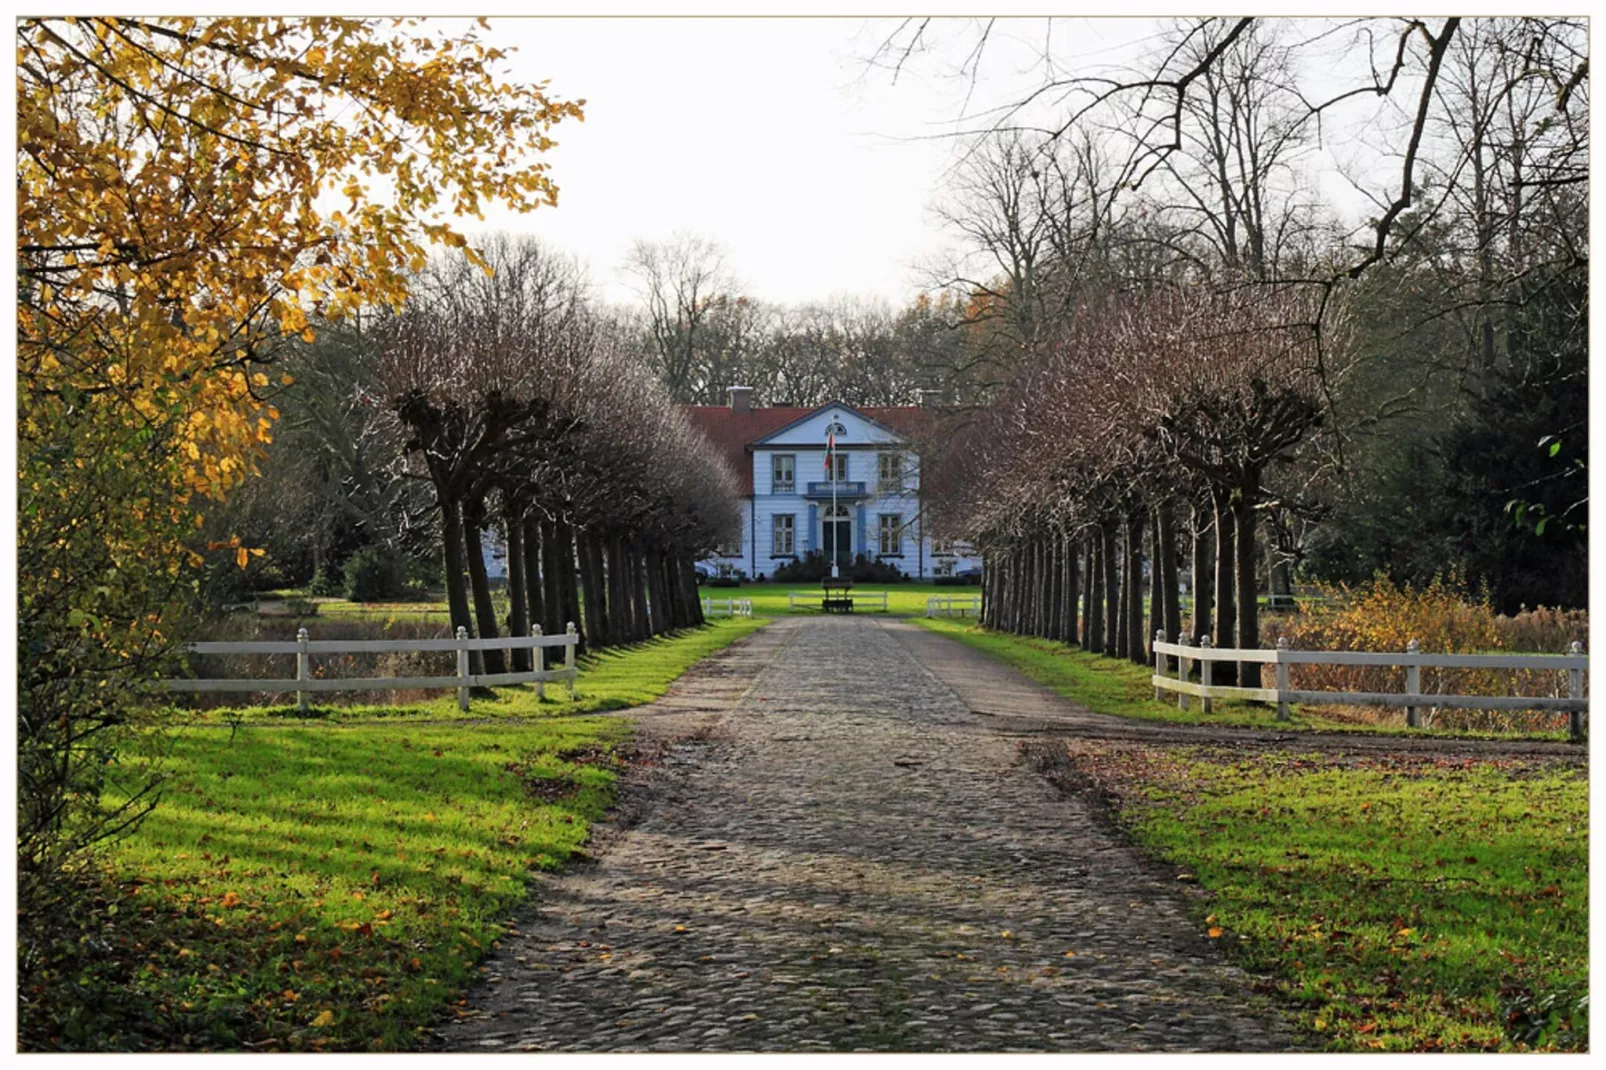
[825,452,847,482]
[878,452,904,491]
[878,514,902,556]
[772,454,795,493]
[716,533,742,557]
[772,514,795,556]
[932,536,956,556]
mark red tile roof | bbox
[682,404,930,496]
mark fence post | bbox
[565,621,578,698]
[455,625,470,712]
[1405,638,1421,728]
[1275,637,1290,722]
[1177,635,1190,711]
[1154,630,1166,701]
[532,624,545,701]
[296,627,310,713]
[1200,636,1213,715]
[1569,640,1585,742]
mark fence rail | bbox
[701,597,753,618]
[787,590,890,613]
[926,594,982,618]
[1150,633,1588,739]
[166,624,580,711]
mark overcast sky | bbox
[465,17,1167,308]
[453,14,1420,310]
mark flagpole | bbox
[830,429,839,579]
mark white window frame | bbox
[878,452,904,491]
[826,452,847,482]
[772,454,795,493]
[878,514,901,556]
[932,536,956,556]
[772,513,795,556]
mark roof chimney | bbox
[918,389,942,410]
[727,385,754,413]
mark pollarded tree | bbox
[1143,283,1329,680]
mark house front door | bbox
[822,506,851,570]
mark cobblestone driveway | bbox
[435,616,1296,1052]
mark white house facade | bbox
[684,389,981,580]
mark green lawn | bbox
[910,618,1570,740]
[1099,748,1588,1051]
[258,583,981,622]
[24,620,767,1052]
[704,580,980,618]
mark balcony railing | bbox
[772,481,795,494]
[803,480,867,498]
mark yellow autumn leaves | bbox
[18,15,582,590]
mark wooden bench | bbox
[821,578,854,613]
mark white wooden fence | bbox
[926,594,982,618]
[786,589,889,613]
[701,597,753,618]
[1150,632,1588,739]
[166,624,580,712]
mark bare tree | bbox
[623,234,740,403]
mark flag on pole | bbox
[824,429,836,477]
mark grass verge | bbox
[910,618,1570,740]
[22,620,767,1051]
[1066,745,1588,1051]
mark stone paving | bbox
[435,616,1297,1052]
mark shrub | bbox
[308,561,344,597]
[772,551,905,583]
[847,553,905,583]
[342,546,409,602]
[773,551,831,583]
[1261,571,1585,732]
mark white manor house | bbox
[682,387,981,581]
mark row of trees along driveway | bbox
[938,285,1327,687]
[378,237,741,673]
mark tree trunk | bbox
[1190,501,1212,647]
[577,531,609,650]
[556,522,583,653]
[682,555,705,625]
[976,559,989,626]
[1235,470,1262,692]
[1063,533,1079,645]
[1157,502,1181,668]
[1045,536,1061,641]
[605,535,628,641]
[629,546,648,636]
[505,506,531,673]
[522,513,544,656]
[1086,537,1103,654]
[540,519,563,667]
[646,547,668,635]
[1212,485,1238,687]
[1081,537,1096,649]
[1147,520,1161,658]
[439,496,476,657]
[462,498,504,676]
[1125,509,1146,667]
[1101,522,1119,659]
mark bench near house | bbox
[682,389,982,581]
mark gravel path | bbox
[435,616,1297,1052]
